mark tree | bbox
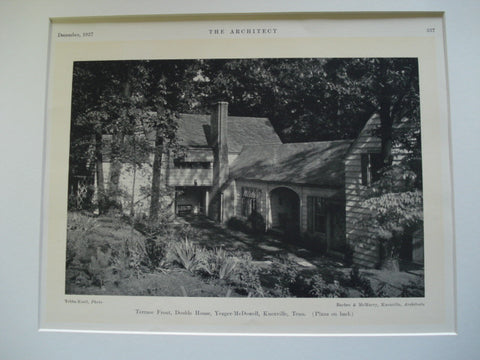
[69,57,421,237]
[193,58,420,150]
[143,60,199,223]
[323,58,420,170]
[70,61,114,212]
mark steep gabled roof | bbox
[227,116,282,152]
[176,114,282,150]
[230,140,353,187]
[176,114,211,147]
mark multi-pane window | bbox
[307,196,327,234]
[173,160,211,169]
[241,187,261,217]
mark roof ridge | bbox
[241,139,353,148]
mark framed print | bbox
[39,12,455,335]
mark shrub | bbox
[348,266,374,297]
[288,274,315,297]
[227,217,250,233]
[400,276,424,297]
[88,248,112,287]
[197,248,237,281]
[67,212,98,233]
[108,237,146,282]
[226,252,264,296]
[176,223,199,241]
[348,266,388,297]
[310,275,347,298]
[170,238,200,272]
[355,165,424,268]
[264,256,299,297]
[247,211,266,234]
[144,237,167,269]
[218,257,237,280]
[227,214,266,235]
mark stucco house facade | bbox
[97,102,423,268]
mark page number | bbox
[426,28,435,33]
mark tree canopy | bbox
[69,57,421,213]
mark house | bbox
[96,102,423,268]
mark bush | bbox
[226,252,264,296]
[176,223,199,241]
[88,248,112,287]
[144,237,167,269]
[348,266,388,297]
[227,214,266,235]
[66,211,153,291]
[119,237,146,270]
[247,211,266,234]
[400,276,424,297]
[196,248,237,281]
[264,256,299,297]
[169,238,200,272]
[227,217,250,233]
[67,212,98,233]
[356,165,424,267]
[310,275,347,298]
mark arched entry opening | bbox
[269,187,300,235]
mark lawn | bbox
[65,212,424,298]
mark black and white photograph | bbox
[7,0,478,354]
[66,57,424,298]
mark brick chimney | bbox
[211,102,229,188]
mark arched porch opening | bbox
[268,187,300,235]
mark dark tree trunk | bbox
[149,129,164,223]
[108,129,124,209]
[377,59,394,168]
[94,128,106,214]
[108,75,131,211]
[379,108,394,167]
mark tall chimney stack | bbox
[211,102,229,192]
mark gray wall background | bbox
[1,1,478,359]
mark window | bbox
[242,197,257,217]
[174,160,211,169]
[361,153,383,186]
[241,187,261,217]
[307,196,327,234]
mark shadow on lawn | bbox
[178,215,347,277]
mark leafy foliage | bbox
[226,252,264,297]
[247,211,266,234]
[359,165,423,261]
[348,266,379,297]
[310,276,347,298]
[69,57,421,222]
[226,216,251,233]
[400,276,425,297]
[170,238,200,272]
[197,248,237,280]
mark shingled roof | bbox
[229,140,353,187]
[176,114,282,151]
[227,116,282,152]
[176,114,211,147]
